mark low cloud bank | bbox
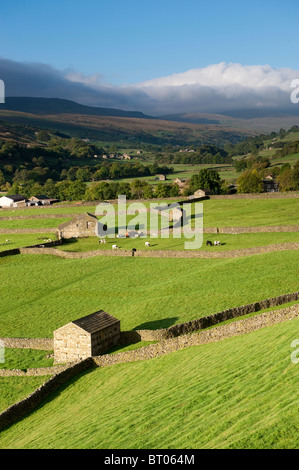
[0,57,298,115]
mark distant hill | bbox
[158,110,299,133]
[0,97,254,147]
[1,97,154,120]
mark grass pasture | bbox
[0,250,298,338]
[0,233,57,251]
[57,231,299,252]
[0,377,50,414]
[0,193,298,449]
[0,317,298,449]
[1,197,298,230]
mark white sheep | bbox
[145,242,151,247]
[112,244,118,250]
[213,241,221,246]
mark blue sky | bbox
[1,0,298,85]
[0,0,299,114]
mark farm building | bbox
[263,178,279,193]
[54,310,121,363]
[57,212,99,239]
[0,194,27,208]
[155,174,166,181]
[27,195,59,206]
[150,205,182,223]
[193,189,212,198]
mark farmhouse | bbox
[263,177,279,193]
[54,310,121,363]
[0,194,27,208]
[57,212,98,239]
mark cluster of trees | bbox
[182,169,224,195]
[0,153,173,188]
[225,125,299,158]
[4,178,181,202]
[272,140,299,159]
[236,161,299,193]
[155,145,232,165]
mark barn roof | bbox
[3,194,26,202]
[72,310,120,334]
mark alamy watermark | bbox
[290,79,299,104]
[0,79,4,103]
[291,339,299,364]
[94,196,203,249]
[0,340,5,363]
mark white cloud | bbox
[0,57,299,115]
[131,62,299,114]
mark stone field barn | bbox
[57,212,99,239]
[54,310,121,363]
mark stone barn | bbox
[57,212,98,239]
[54,310,121,363]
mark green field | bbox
[0,233,57,251]
[0,349,53,370]
[0,377,50,414]
[0,194,298,449]
[0,317,298,449]
[57,232,299,252]
[0,197,298,229]
[0,250,298,338]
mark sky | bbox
[0,0,299,115]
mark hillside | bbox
[0,97,255,146]
[0,316,298,449]
[1,97,154,120]
[159,110,299,134]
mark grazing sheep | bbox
[206,240,212,246]
[145,242,150,247]
[213,241,221,246]
[131,248,137,257]
[99,238,106,244]
[112,244,118,250]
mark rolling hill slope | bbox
[0,316,298,449]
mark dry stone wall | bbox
[0,337,53,349]
[18,242,299,260]
[94,304,299,367]
[120,291,299,342]
[0,358,94,431]
[0,302,298,431]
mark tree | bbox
[130,179,149,199]
[188,169,222,194]
[276,169,294,191]
[236,169,263,193]
[0,170,5,187]
[76,168,91,182]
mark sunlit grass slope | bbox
[0,317,298,449]
[0,251,298,338]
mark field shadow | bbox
[61,237,79,246]
[133,316,179,331]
